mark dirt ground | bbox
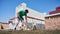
[0,30,60,34]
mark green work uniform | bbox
[18,10,27,17]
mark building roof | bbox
[49,6,60,15]
[45,13,60,17]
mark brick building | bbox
[45,7,60,30]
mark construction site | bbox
[0,3,46,30]
[0,3,60,31]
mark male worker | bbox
[15,9,29,30]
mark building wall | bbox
[45,15,60,30]
[0,23,1,29]
[2,24,8,29]
[0,23,8,29]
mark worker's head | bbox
[25,9,29,14]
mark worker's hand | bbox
[26,20,27,23]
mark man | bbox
[15,9,29,30]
